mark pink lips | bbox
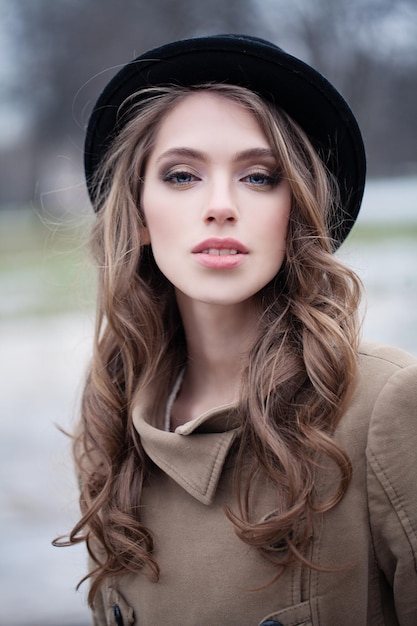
[192,238,248,269]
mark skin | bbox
[142,92,292,426]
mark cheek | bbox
[145,217,173,251]
[141,185,173,245]
[258,205,290,275]
[262,203,291,246]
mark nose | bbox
[202,177,239,224]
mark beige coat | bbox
[92,342,417,626]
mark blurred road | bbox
[0,314,92,625]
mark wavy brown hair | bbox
[55,84,362,606]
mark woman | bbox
[58,35,417,625]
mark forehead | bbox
[150,91,271,152]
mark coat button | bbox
[113,603,124,626]
[259,621,284,626]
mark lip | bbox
[192,238,248,269]
[191,238,249,254]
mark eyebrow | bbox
[155,147,277,164]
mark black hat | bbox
[84,34,366,245]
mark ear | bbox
[140,226,151,245]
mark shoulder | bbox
[357,341,417,486]
[350,340,417,429]
[335,341,417,456]
[354,341,417,412]
[356,341,417,469]
[358,340,417,373]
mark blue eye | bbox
[242,171,281,187]
[163,170,198,185]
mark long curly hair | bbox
[56,84,362,606]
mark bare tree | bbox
[255,0,417,175]
[1,0,416,206]
[1,0,260,206]
[11,0,258,144]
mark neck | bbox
[171,295,258,426]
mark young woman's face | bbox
[142,92,291,311]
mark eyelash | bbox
[242,171,282,187]
[161,168,282,188]
[162,170,199,186]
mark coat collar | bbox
[132,404,241,505]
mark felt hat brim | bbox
[84,34,366,246]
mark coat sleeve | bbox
[367,363,417,625]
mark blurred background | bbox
[0,0,416,624]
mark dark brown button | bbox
[113,603,124,626]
